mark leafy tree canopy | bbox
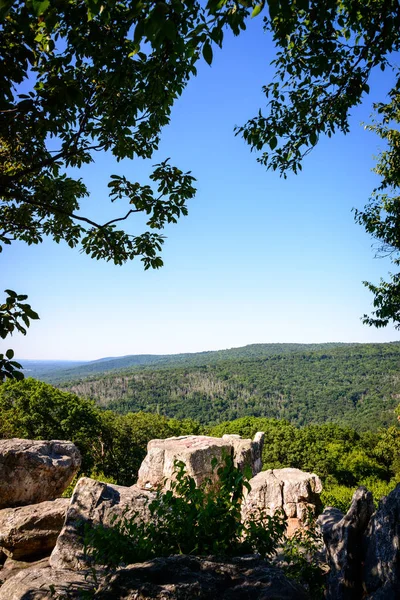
[0,377,201,482]
[236,0,400,328]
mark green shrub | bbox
[320,484,356,513]
[83,455,287,567]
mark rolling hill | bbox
[55,342,400,431]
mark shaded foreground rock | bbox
[50,477,155,570]
[98,555,309,599]
[242,468,322,535]
[0,557,49,584]
[0,556,310,599]
[363,484,400,599]
[0,439,81,508]
[0,498,69,560]
[0,566,90,599]
[137,433,264,490]
[318,486,375,600]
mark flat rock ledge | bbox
[0,439,81,508]
[0,556,310,599]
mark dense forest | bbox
[1,378,399,512]
[40,342,352,383]
[57,343,400,431]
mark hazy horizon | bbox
[16,339,400,363]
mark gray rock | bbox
[0,498,69,560]
[0,566,91,599]
[319,486,375,600]
[363,484,400,599]
[96,555,310,599]
[50,477,155,571]
[222,431,265,476]
[0,439,81,508]
[0,556,49,584]
[241,468,322,535]
[137,433,264,491]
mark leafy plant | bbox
[83,455,287,567]
[0,289,39,381]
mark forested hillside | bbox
[42,342,350,383]
[59,343,400,431]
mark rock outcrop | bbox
[50,477,155,571]
[319,485,400,599]
[363,484,400,599]
[0,556,310,599]
[137,433,264,490]
[0,498,69,560]
[0,439,81,508]
[96,555,310,599]
[242,468,322,534]
[318,486,375,600]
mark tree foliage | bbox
[0,377,201,483]
[1,0,202,267]
[0,289,39,381]
[236,0,400,327]
[0,0,258,267]
[354,84,400,328]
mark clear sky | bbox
[3,18,400,360]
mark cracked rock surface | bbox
[241,468,322,535]
[0,439,81,508]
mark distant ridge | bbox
[32,341,399,384]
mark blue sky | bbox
[3,17,400,360]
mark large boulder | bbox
[0,556,310,599]
[137,433,264,490]
[0,498,69,560]
[318,486,375,600]
[241,468,322,535]
[0,439,81,508]
[50,477,155,571]
[363,484,400,599]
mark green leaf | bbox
[31,0,50,16]
[251,3,264,18]
[5,348,14,359]
[309,132,317,145]
[269,136,277,150]
[203,41,213,66]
